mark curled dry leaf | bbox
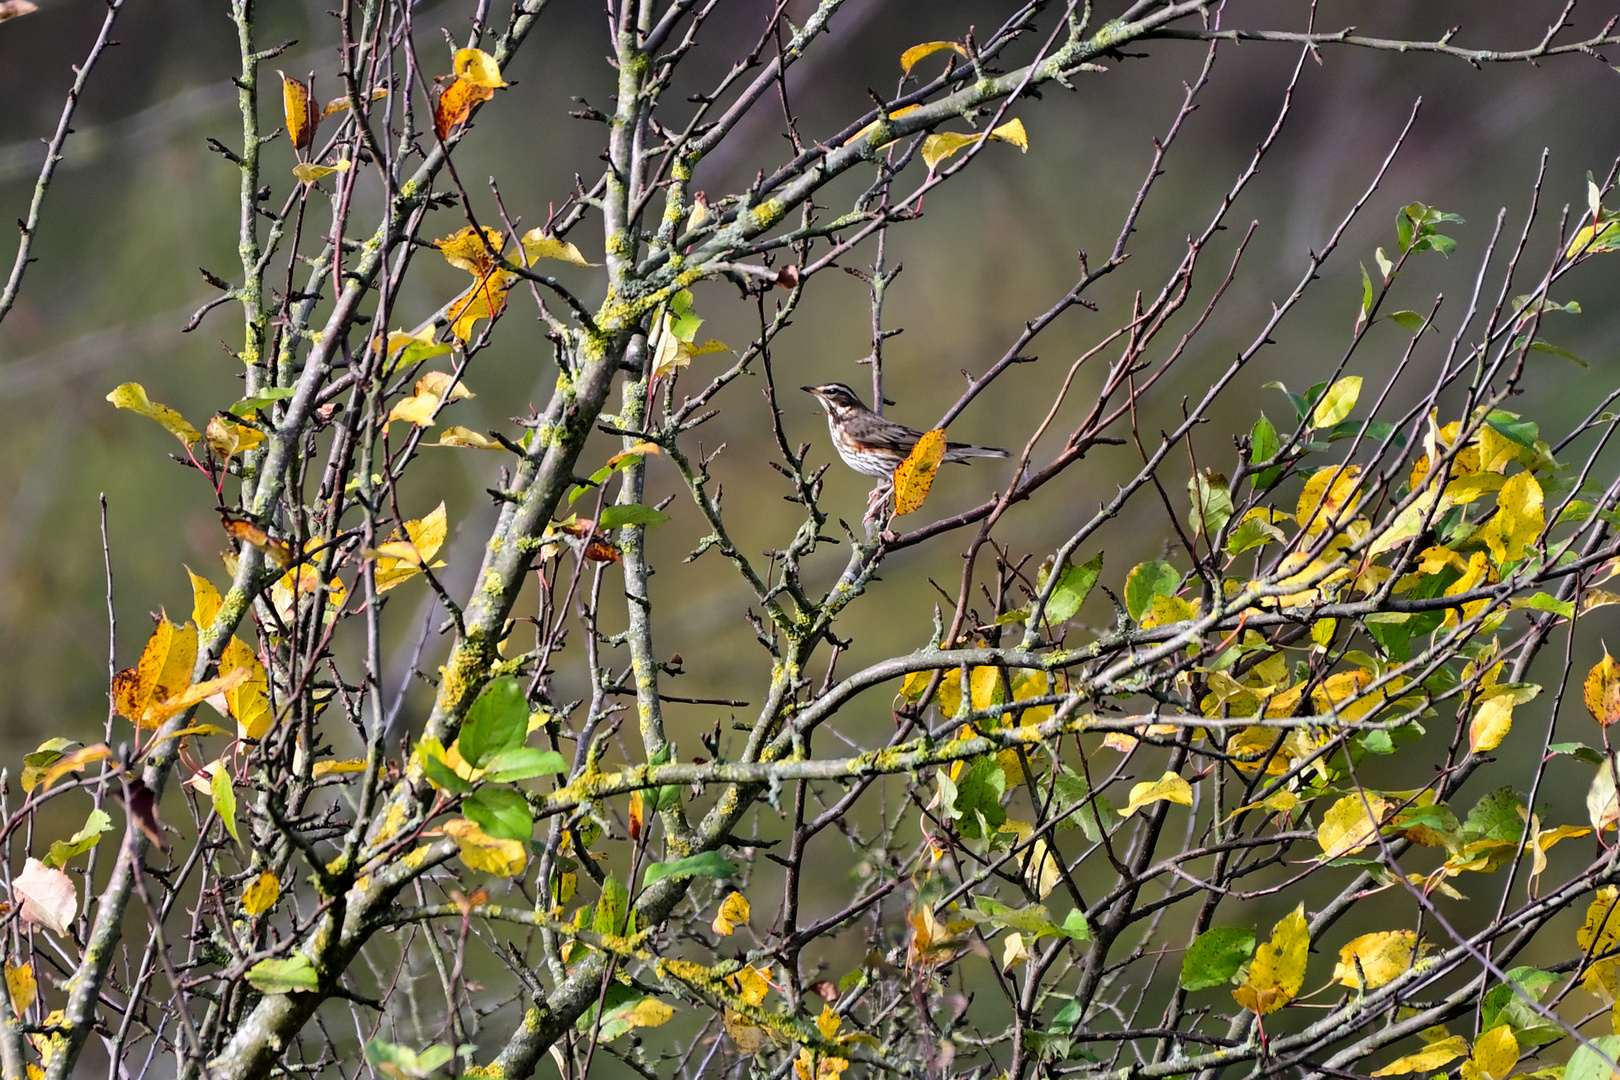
[222,517,296,568]
[13,858,76,936]
[0,1,40,24]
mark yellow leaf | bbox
[106,383,202,447]
[712,891,750,936]
[437,225,506,276]
[919,121,1028,170]
[5,963,34,1016]
[521,228,599,267]
[1001,931,1029,972]
[448,270,515,342]
[312,759,366,777]
[1371,1036,1469,1076]
[387,372,474,429]
[31,744,111,793]
[443,818,527,877]
[1587,650,1620,727]
[319,86,388,119]
[851,103,922,147]
[1025,837,1060,899]
[1461,1025,1518,1080]
[726,965,772,1007]
[375,503,449,591]
[1141,593,1196,629]
[1232,903,1309,1015]
[427,425,501,449]
[280,71,315,150]
[1311,376,1363,428]
[1484,471,1543,566]
[1317,793,1388,859]
[615,997,674,1030]
[112,617,198,728]
[724,1007,767,1054]
[1333,930,1415,989]
[1296,465,1362,534]
[1232,789,1300,816]
[434,75,495,140]
[900,40,966,73]
[1579,887,1620,996]
[454,47,507,88]
[144,666,251,726]
[241,871,280,916]
[893,429,947,515]
[816,1003,842,1040]
[188,567,222,630]
[1568,220,1620,257]
[1469,695,1515,753]
[220,636,273,739]
[1117,772,1194,818]
[204,416,266,465]
[291,159,351,183]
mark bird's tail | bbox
[944,442,1009,463]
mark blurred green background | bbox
[1,0,1618,823]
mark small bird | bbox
[801,382,1009,478]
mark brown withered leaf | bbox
[117,777,170,852]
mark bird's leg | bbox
[863,480,893,524]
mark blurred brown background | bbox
[1,0,1617,780]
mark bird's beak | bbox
[800,385,819,395]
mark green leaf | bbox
[1509,592,1573,619]
[457,678,529,768]
[948,757,1007,840]
[1180,927,1256,990]
[1041,551,1103,624]
[45,809,114,869]
[1311,377,1363,429]
[1188,471,1234,537]
[594,875,629,936]
[1548,742,1607,766]
[228,387,298,417]
[1481,967,1563,1049]
[1359,263,1373,319]
[1375,246,1393,281]
[482,747,568,781]
[421,752,474,793]
[1461,786,1527,846]
[1563,1034,1620,1080]
[1527,338,1588,368]
[598,503,671,530]
[643,851,738,886]
[1124,561,1179,623]
[972,897,1061,936]
[466,788,534,841]
[1051,767,1107,841]
[1264,381,1310,425]
[1250,414,1285,489]
[363,1039,464,1079]
[246,954,320,994]
[211,767,240,847]
[1059,908,1090,941]
[1485,411,1539,449]
[1386,310,1428,333]
[1226,514,1282,556]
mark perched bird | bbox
[801,382,1009,478]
